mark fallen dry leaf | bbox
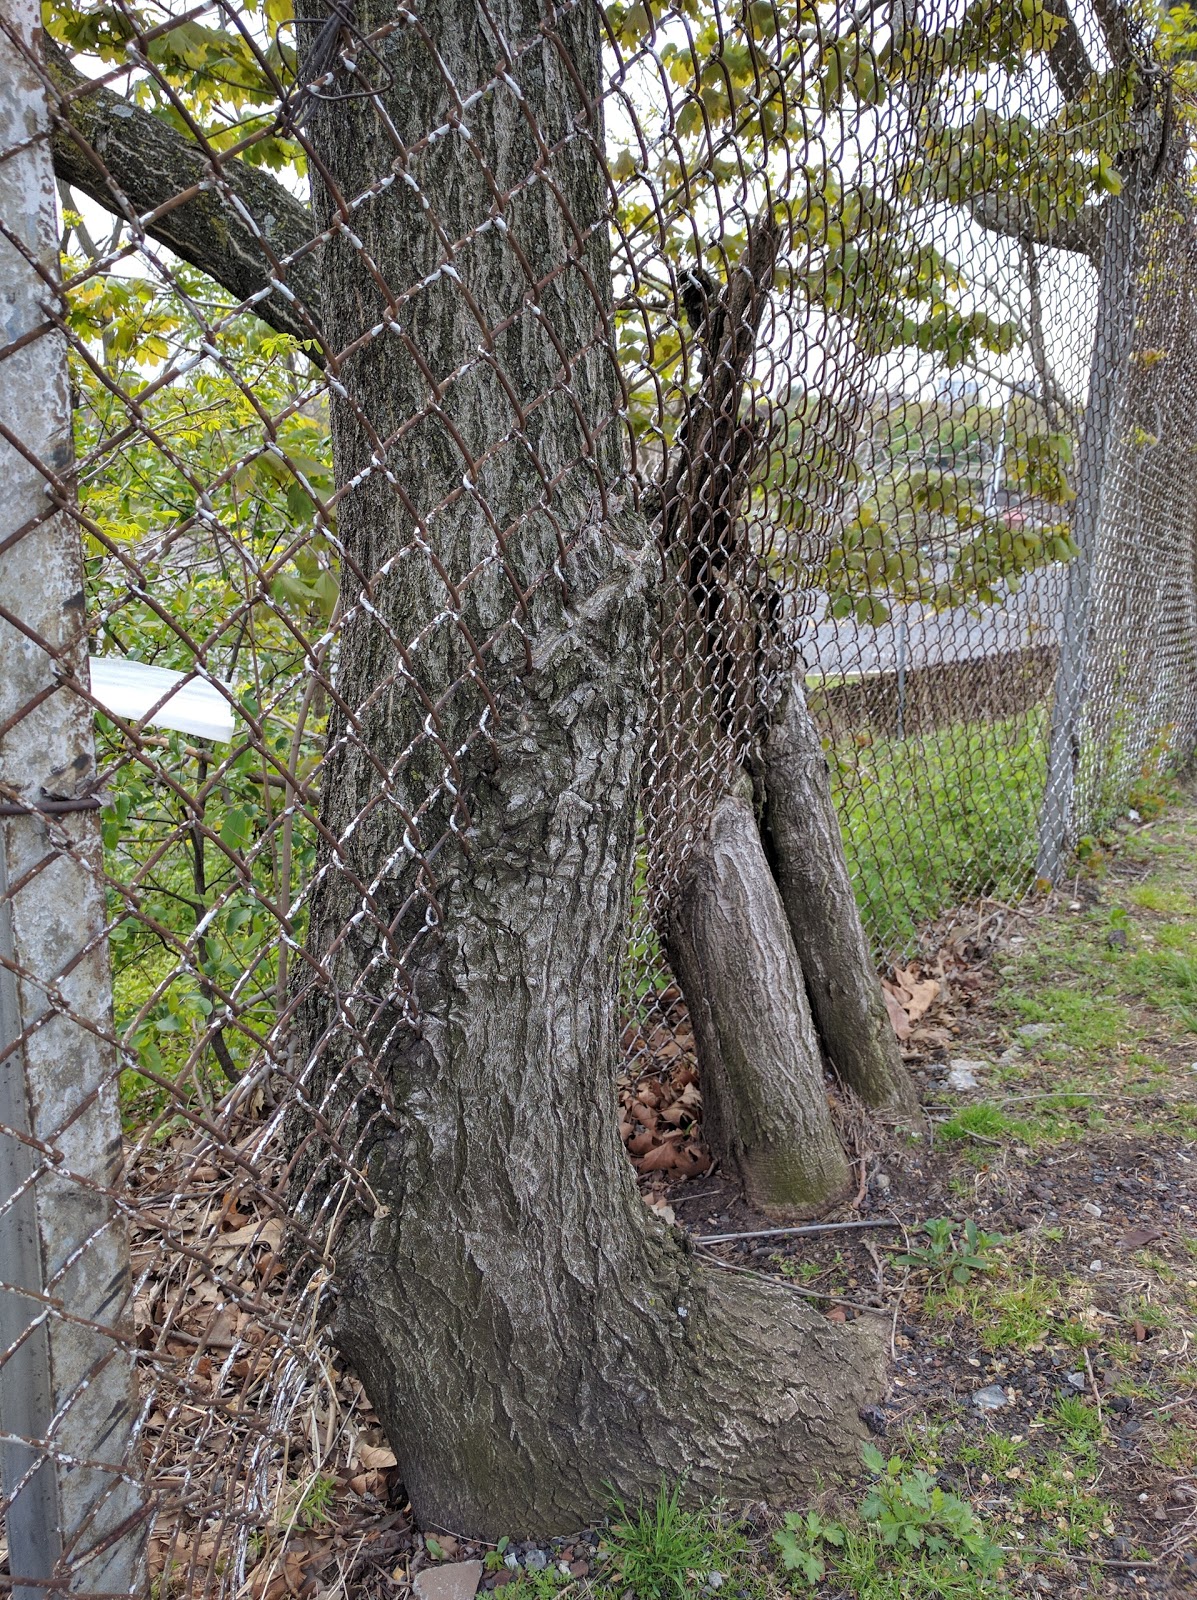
[882,986,911,1039]
[1120,1226,1165,1249]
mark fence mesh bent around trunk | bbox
[2,0,1197,1589]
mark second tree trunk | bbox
[763,684,917,1114]
[664,785,852,1215]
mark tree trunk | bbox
[289,0,885,1538]
[762,684,917,1113]
[664,786,852,1215]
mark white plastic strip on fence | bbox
[88,656,236,744]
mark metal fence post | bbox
[0,5,148,1593]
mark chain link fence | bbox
[2,0,1196,1589]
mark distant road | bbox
[796,565,1067,679]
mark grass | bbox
[1051,1394,1102,1444]
[937,1103,1025,1143]
[604,1483,748,1600]
[775,1445,1004,1598]
[1003,985,1133,1054]
[1126,947,1197,1030]
[1128,884,1196,914]
[831,710,1045,954]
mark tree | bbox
[44,0,918,1215]
[41,0,886,1535]
[283,0,886,1532]
[40,0,1166,1535]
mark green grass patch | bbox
[1051,1394,1102,1445]
[1126,948,1197,1031]
[1014,1450,1113,1547]
[1004,985,1133,1054]
[832,712,1045,954]
[932,1254,1063,1350]
[774,1445,1004,1597]
[1128,885,1196,915]
[937,1104,1027,1144]
[604,1482,751,1600]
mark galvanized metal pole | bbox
[0,4,148,1593]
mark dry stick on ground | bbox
[695,1219,901,1245]
[697,1250,892,1317]
[1083,1345,1103,1427]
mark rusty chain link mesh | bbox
[2,0,1197,1590]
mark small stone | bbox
[858,1404,888,1436]
[569,1561,590,1579]
[1065,1371,1086,1391]
[523,1550,548,1572]
[1110,1395,1132,1414]
[972,1384,1010,1411]
[707,1573,724,1591]
[947,1059,986,1090]
[1088,1260,1102,1273]
[1015,1024,1054,1043]
[415,1562,484,1600]
[1082,1202,1103,1218]
[504,1555,520,1571]
[872,1172,891,1193]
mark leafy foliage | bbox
[893,1218,1004,1287]
[64,253,332,1109]
[774,1445,1003,1592]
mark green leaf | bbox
[861,1441,886,1474]
[220,807,251,851]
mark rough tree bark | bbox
[665,786,852,1214]
[286,0,885,1537]
[762,684,916,1113]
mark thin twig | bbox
[1083,1345,1102,1427]
[1000,1545,1158,1570]
[890,1214,914,1363]
[852,1152,870,1210]
[695,1218,900,1246]
[697,1248,889,1316]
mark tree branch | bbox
[969,190,1105,265]
[43,41,325,351]
[1042,0,1095,102]
[1090,0,1137,71]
